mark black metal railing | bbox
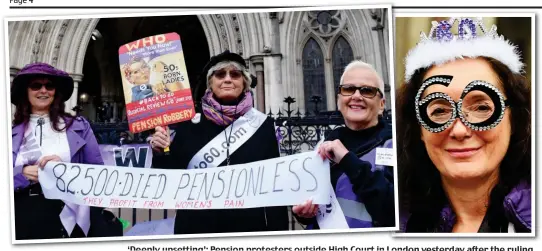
[90,95,392,146]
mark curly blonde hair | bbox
[122,56,149,84]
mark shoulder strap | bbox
[187,108,268,169]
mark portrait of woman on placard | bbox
[396,17,531,233]
[11,62,123,239]
[149,50,289,234]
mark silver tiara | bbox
[404,17,523,82]
[420,17,501,42]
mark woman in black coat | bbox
[149,51,289,234]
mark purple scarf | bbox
[202,89,253,126]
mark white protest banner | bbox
[313,138,349,229]
[38,151,330,210]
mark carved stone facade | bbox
[7,8,390,117]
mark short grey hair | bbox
[206,61,252,92]
[340,60,385,98]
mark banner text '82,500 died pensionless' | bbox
[38,151,331,209]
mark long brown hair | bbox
[396,56,531,232]
[13,77,75,131]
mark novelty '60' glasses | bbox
[415,75,509,133]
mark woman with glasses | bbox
[397,18,531,233]
[149,50,289,234]
[11,62,122,239]
[293,60,395,229]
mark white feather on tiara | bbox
[404,17,524,82]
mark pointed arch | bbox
[331,36,354,90]
[302,37,326,113]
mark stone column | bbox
[67,73,83,115]
[250,56,265,112]
[10,67,20,120]
[324,58,335,111]
[264,55,283,114]
[265,12,283,114]
[370,9,391,109]
[269,12,280,55]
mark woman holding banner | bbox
[150,50,289,234]
[292,60,395,229]
[11,62,122,239]
[396,17,531,233]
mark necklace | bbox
[32,115,47,146]
[220,104,238,166]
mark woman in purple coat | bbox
[396,17,531,233]
[11,63,122,240]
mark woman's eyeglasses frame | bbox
[212,69,244,80]
[28,81,56,91]
[338,85,383,98]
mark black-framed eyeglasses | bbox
[338,85,383,98]
[213,69,243,79]
[28,81,56,91]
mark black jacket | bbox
[153,111,289,234]
[14,186,123,239]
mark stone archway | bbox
[7,12,274,116]
[78,15,212,122]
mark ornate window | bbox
[307,10,342,36]
[332,36,354,91]
[299,10,362,112]
[302,38,326,113]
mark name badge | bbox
[375,147,394,166]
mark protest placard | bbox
[119,32,195,133]
[38,151,330,210]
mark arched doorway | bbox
[79,15,210,122]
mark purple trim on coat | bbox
[336,174,357,201]
[12,116,104,237]
[12,123,29,189]
[334,139,394,228]
[399,208,411,232]
[400,181,531,232]
[360,139,393,172]
[503,180,531,231]
[12,117,104,189]
[439,205,455,232]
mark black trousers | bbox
[14,185,123,240]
